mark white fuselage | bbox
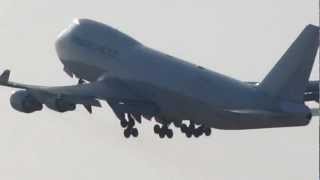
[55,19,311,129]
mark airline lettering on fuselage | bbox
[72,36,119,59]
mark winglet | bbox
[0,70,10,83]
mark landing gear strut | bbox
[121,113,140,138]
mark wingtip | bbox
[0,69,10,82]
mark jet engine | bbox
[45,98,76,113]
[10,90,43,113]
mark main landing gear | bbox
[180,122,211,138]
[116,111,212,139]
[153,124,174,139]
[120,113,139,138]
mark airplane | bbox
[0,19,318,138]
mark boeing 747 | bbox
[0,19,318,138]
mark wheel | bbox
[166,129,173,138]
[120,120,128,128]
[194,129,202,138]
[181,124,188,133]
[173,121,181,128]
[131,128,139,137]
[204,128,211,136]
[159,131,165,138]
[154,124,161,134]
[132,113,142,123]
[185,131,192,138]
[189,123,195,130]
[128,117,135,127]
[198,125,204,131]
[124,128,131,138]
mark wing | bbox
[0,69,157,116]
[245,80,319,103]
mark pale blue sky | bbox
[0,0,318,180]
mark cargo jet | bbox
[0,19,319,138]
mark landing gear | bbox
[124,128,131,138]
[173,121,181,128]
[185,131,192,138]
[120,120,128,128]
[131,128,139,137]
[154,123,174,139]
[119,114,134,128]
[180,122,212,138]
[203,127,211,136]
[123,127,139,138]
[121,113,140,138]
[166,129,173,138]
[193,128,203,138]
[154,124,161,134]
[116,111,211,139]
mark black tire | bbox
[159,131,165,138]
[128,121,134,128]
[131,128,139,137]
[198,125,204,131]
[204,128,211,136]
[124,128,131,138]
[166,129,173,138]
[189,123,195,130]
[181,124,188,133]
[185,131,192,138]
[154,124,161,134]
[194,129,202,138]
[120,120,128,128]
[173,121,181,128]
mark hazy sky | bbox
[0,0,318,180]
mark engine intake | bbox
[10,90,43,113]
[45,98,76,113]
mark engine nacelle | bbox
[45,98,76,113]
[10,90,43,113]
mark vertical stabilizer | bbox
[258,25,319,103]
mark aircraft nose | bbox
[55,19,80,61]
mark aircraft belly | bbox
[127,79,311,130]
[126,80,222,124]
[209,110,311,130]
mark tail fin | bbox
[258,24,319,103]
